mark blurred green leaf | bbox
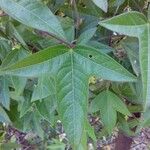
[92,0,108,12]
[90,90,131,134]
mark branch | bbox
[0,12,7,17]
[0,12,75,49]
[70,0,81,38]
[35,30,75,49]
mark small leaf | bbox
[0,76,10,110]
[23,106,44,138]
[100,11,147,37]
[91,90,131,134]
[2,48,29,68]
[77,28,97,44]
[92,0,108,12]
[10,76,27,96]
[85,120,96,141]
[36,96,57,124]
[121,37,140,76]
[32,75,55,102]
[0,0,66,39]
[6,22,28,49]
[0,105,10,123]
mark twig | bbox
[70,0,80,38]
[0,12,75,49]
[35,30,75,49]
[0,12,7,17]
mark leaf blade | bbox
[0,0,66,39]
[92,0,108,12]
[75,45,137,82]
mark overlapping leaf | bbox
[0,38,12,61]
[31,75,55,102]
[0,76,10,110]
[100,11,150,108]
[0,0,66,39]
[92,0,108,12]
[90,90,131,134]
[0,105,10,123]
[0,44,136,148]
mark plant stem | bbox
[0,12,7,17]
[70,0,80,39]
[45,32,75,48]
[0,13,75,49]
[35,30,75,49]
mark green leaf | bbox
[0,142,21,150]
[0,38,12,61]
[100,11,147,37]
[90,90,131,134]
[31,75,55,102]
[87,41,114,53]
[0,105,10,123]
[1,45,68,77]
[0,45,136,148]
[47,141,65,150]
[85,120,96,141]
[9,76,27,96]
[19,91,31,118]
[100,11,150,109]
[77,28,97,44]
[6,22,28,49]
[2,48,29,68]
[23,105,44,138]
[0,0,66,39]
[0,76,10,110]
[92,0,108,12]
[121,37,140,76]
[36,96,57,124]
[1,48,28,97]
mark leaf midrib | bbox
[145,24,150,107]
[70,51,76,145]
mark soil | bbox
[99,128,150,150]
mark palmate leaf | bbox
[99,11,150,108]
[90,90,131,134]
[0,45,136,149]
[121,38,140,76]
[0,0,66,39]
